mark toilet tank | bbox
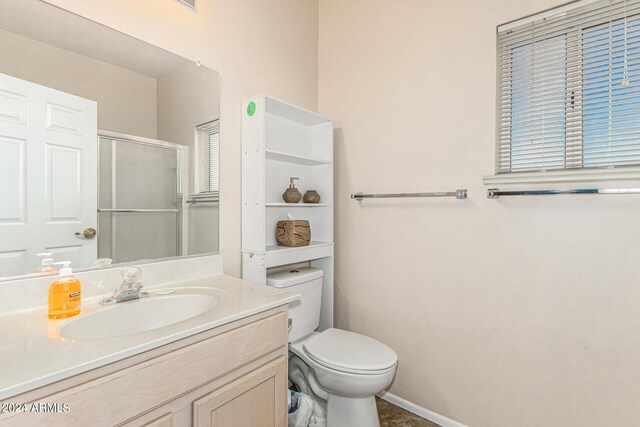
[266,267,323,343]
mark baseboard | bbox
[377,392,468,427]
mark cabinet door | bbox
[193,357,287,427]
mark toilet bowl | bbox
[288,329,397,427]
[266,267,398,427]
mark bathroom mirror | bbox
[0,0,220,280]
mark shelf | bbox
[265,149,331,166]
[264,241,334,268]
[266,203,331,207]
[243,94,334,330]
[265,96,331,126]
[266,241,333,253]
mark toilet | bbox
[267,267,397,427]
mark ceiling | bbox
[0,0,189,79]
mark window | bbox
[196,120,220,195]
[497,0,640,175]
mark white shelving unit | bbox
[241,94,334,330]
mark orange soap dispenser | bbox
[48,261,81,319]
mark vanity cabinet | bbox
[0,306,289,427]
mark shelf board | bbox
[266,241,334,253]
[259,241,334,267]
[265,96,331,126]
[265,149,331,166]
[266,203,331,207]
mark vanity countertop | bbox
[0,274,298,400]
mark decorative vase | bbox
[303,190,321,204]
[282,177,302,203]
[276,220,311,247]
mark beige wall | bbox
[319,1,640,426]
[44,0,319,275]
[157,61,219,191]
[157,62,221,254]
[0,28,158,138]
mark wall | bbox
[319,1,640,426]
[0,28,158,138]
[157,61,220,190]
[157,62,220,254]
[43,0,320,276]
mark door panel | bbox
[0,89,27,124]
[45,102,84,135]
[46,144,82,221]
[0,135,26,223]
[0,72,97,275]
[0,250,27,277]
[46,245,82,269]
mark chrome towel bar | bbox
[98,208,180,213]
[487,187,640,198]
[186,198,218,204]
[351,189,468,201]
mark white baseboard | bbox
[377,392,468,427]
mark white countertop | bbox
[0,274,298,400]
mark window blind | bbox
[196,120,220,194]
[497,0,640,174]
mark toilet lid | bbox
[303,328,397,374]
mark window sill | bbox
[482,167,640,185]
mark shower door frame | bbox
[97,130,189,262]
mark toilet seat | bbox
[301,328,397,375]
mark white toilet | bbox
[267,267,397,427]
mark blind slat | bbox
[196,120,220,193]
[496,0,640,174]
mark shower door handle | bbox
[75,228,97,239]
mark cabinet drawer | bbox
[1,311,287,427]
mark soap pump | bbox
[48,261,81,319]
[35,252,59,275]
[282,177,302,203]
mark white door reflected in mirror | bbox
[0,73,97,277]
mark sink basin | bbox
[59,293,219,340]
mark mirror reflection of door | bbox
[0,0,220,280]
[0,73,97,277]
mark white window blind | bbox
[497,0,640,174]
[196,120,220,194]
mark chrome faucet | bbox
[101,266,149,305]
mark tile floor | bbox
[376,397,441,427]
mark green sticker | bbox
[247,101,256,117]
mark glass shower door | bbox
[98,135,183,264]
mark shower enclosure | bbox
[97,131,187,264]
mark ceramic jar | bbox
[303,190,320,204]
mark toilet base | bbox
[326,395,380,427]
[289,355,381,426]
